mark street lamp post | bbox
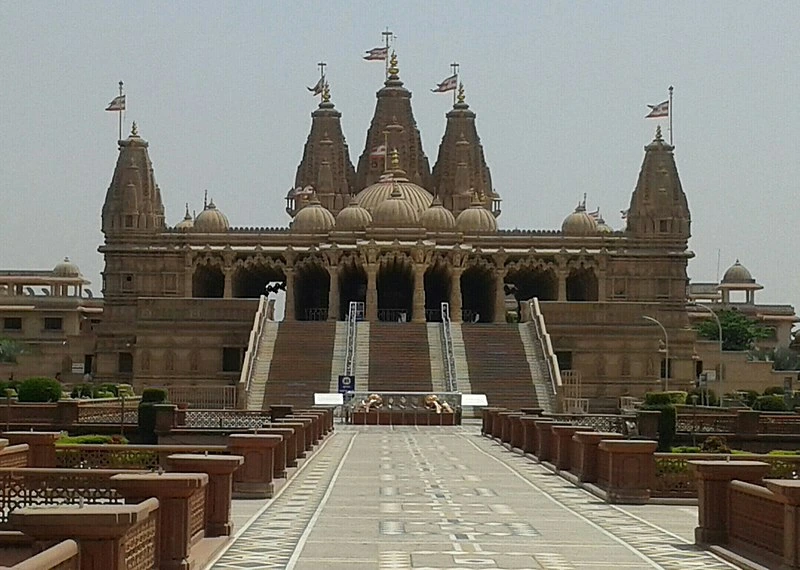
[643,315,669,391]
[691,303,724,406]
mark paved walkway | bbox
[208,425,742,570]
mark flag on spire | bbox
[369,144,387,159]
[645,100,669,118]
[431,74,458,93]
[105,94,126,112]
[307,76,325,95]
[363,46,388,61]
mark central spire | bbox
[355,51,432,193]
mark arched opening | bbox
[377,257,413,322]
[566,266,599,301]
[461,265,494,323]
[506,265,557,303]
[295,260,330,321]
[192,264,224,298]
[339,259,366,320]
[424,261,450,322]
[232,261,284,299]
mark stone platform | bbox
[209,424,742,569]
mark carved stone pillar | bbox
[557,269,568,302]
[412,264,426,323]
[327,266,339,321]
[284,268,296,321]
[366,264,378,322]
[450,267,463,323]
[223,266,233,299]
[184,261,193,297]
[597,269,607,301]
[493,269,506,323]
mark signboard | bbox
[337,375,355,394]
[71,363,84,374]
[314,393,344,406]
[461,394,488,407]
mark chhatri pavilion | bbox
[96,53,695,410]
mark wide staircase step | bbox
[461,324,539,410]
[246,321,280,410]
[262,321,336,409]
[368,323,433,393]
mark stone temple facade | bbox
[97,54,695,407]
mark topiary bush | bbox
[701,435,731,453]
[98,383,119,397]
[645,391,687,406]
[753,395,788,411]
[688,388,718,407]
[141,388,167,404]
[17,377,62,402]
[763,386,786,396]
[138,388,168,443]
[56,434,128,445]
[643,391,678,452]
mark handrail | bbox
[528,299,562,398]
[440,302,458,392]
[343,301,361,376]
[240,295,269,406]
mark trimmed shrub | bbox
[671,446,702,453]
[645,391,687,406]
[753,395,788,411]
[688,388,718,407]
[701,435,731,453]
[138,388,168,443]
[141,388,167,404]
[98,383,119,397]
[17,377,62,402]
[117,384,135,397]
[737,390,760,408]
[95,390,115,399]
[642,401,677,452]
[70,384,94,399]
[56,434,128,445]
[763,386,786,396]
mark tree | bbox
[0,338,26,363]
[695,309,771,351]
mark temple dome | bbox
[335,196,372,231]
[372,187,419,228]
[722,260,755,284]
[455,195,497,233]
[175,205,194,231]
[194,199,230,232]
[596,214,612,234]
[562,202,597,236]
[53,257,81,277]
[292,195,336,232]
[356,173,432,216]
[420,195,456,231]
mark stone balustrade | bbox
[0,539,79,570]
[598,440,658,503]
[534,420,570,463]
[570,431,625,483]
[5,431,59,467]
[551,425,593,471]
[227,434,284,498]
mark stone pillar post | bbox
[412,264,426,323]
[571,431,625,482]
[736,409,761,435]
[764,480,800,568]
[366,264,378,322]
[557,269,568,302]
[227,434,284,499]
[223,267,233,299]
[689,460,771,545]
[599,439,657,503]
[493,269,506,323]
[327,266,339,321]
[597,269,607,301]
[112,473,208,570]
[184,264,194,297]
[166,453,245,537]
[284,267,296,321]
[552,425,593,472]
[4,431,59,467]
[450,267,463,323]
[257,426,294,474]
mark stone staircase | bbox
[518,322,556,413]
[261,321,336,409]
[354,322,370,392]
[449,322,472,394]
[461,324,539,410]
[328,321,348,393]
[245,322,280,411]
[427,323,447,392]
[368,323,433,392]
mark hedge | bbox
[17,377,62,402]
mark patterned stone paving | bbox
[209,425,742,570]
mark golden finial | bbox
[388,51,399,76]
[130,121,138,137]
[322,81,331,103]
[390,148,400,170]
[457,83,465,104]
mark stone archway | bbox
[339,256,366,320]
[506,260,558,304]
[295,257,330,321]
[192,262,224,298]
[567,266,599,301]
[232,256,285,299]
[461,263,494,323]
[424,259,450,322]
[377,255,413,322]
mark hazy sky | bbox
[1,2,798,319]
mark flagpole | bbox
[450,62,459,106]
[118,81,124,141]
[668,85,674,146]
[382,28,393,79]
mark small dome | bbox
[372,186,419,228]
[356,174,432,216]
[194,199,230,232]
[456,195,497,233]
[336,196,372,231]
[562,202,597,236]
[420,195,456,231]
[596,214,613,234]
[722,260,755,284]
[53,257,81,277]
[292,195,336,232]
[175,204,194,231]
